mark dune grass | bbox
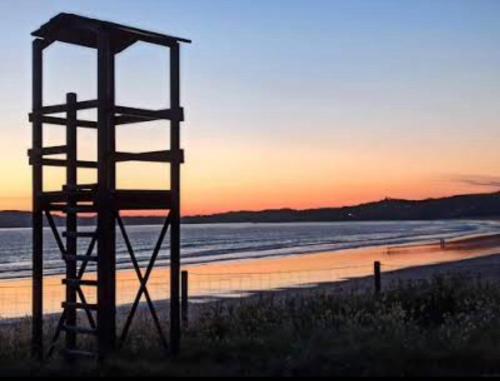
[1,275,500,376]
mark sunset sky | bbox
[1,0,500,215]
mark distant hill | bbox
[1,191,500,228]
[183,191,500,224]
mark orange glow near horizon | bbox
[1,134,499,216]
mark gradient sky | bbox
[1,0,500,215]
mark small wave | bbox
[0,220,499,280]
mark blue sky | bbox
[1,0,500,213]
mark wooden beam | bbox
[170,42,182,356]
[31,38,44,361]
[31,158,98,169]
[40,99,98,114]
[113,190,172,210]
[62,183,97,192]
[114,106,183,122]
[29,114,97,129]
[28,145,67,156]
[113,150,184,163]
[41,191,95,204]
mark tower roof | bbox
[32,13,191,52]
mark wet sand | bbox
[1,233,500,318]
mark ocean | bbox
[0,219,499,280]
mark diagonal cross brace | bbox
[118,213,171,348]
[44,210,66,255]
[116,214,169,349]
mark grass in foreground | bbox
[1,275,500,376]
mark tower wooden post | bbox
[170,42,181,356]
[31,38,44,360]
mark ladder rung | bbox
[62,231,96,238]
[62,325,97,335]
[62,348,97,359]
[62,302,98,311]
[63,279,98,287]
[63,255,99,263]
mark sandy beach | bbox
[1,233,500,319]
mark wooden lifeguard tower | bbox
[28,13,190,360]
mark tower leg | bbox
[97,31,116,358]
[65,92,78,356]
[32,38,44,360]
[170,42,181,355]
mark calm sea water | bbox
[0,220,499,280]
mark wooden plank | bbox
[29,114,97,129]
[46,190,94,199]
[114,106,183,121]
[39,99,98,114]
[113,150,183,163]
[34,158,98,168]
[35,158,97,168]
[114,109,184,124]
[41,191,95,204]
[114,190,172,210]
[28,145,67,156]
[62,183,98,191]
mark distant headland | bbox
[1,191,500,228]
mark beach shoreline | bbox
[1,231,500,319]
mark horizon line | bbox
[1,189,498,218]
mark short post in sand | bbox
[181,270,189,328]
[374,261,381,294]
